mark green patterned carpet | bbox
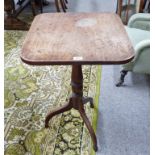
[4,30,101,155]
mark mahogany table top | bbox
[21,13,134,65]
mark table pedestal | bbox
[45,65,98,151]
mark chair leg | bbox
[65,0,68,4]
[116,70,128,87]
[30,0,36,16]
[55,0,61,12]
[62,0,68,9]
[60,0,66,12]
[39,0,43,13]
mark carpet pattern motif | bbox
[4,31,101,155]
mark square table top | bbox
[21,13,134,65]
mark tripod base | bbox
[45,96,98,151]
[45,65,98,152]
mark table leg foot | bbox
[79,107,98,152]
[45,102,72,128]
[93,144,98,152]
[83,97,94,108]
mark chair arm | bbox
[128,13,150,31]
[134,39,150,59]
[132,39,150,74]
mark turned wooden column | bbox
[71,65,83,97]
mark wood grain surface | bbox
[21,13,134,65]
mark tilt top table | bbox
[21,13,134,151]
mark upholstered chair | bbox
[116,13,150,86]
